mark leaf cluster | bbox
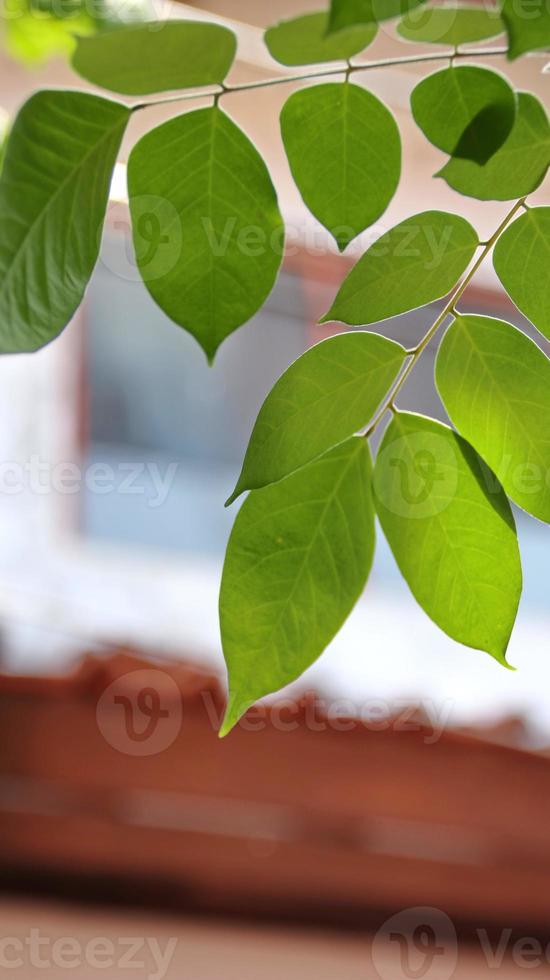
[0,3,549,732]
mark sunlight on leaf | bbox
[436,314,550,523]
[322,211,478,325]
[374,411,521,665]
[228,331,406,503]
[220,438,375,735]
[128,107,284,362]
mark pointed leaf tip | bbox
[224,489,240,508]
[128,106,283,359]
[219,693,255,737]
[280,83,400,252]
[230,332,406,495]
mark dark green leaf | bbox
[265,11,376,65]
[322,211,478,326]
[127,106,284,362]
[493,207,550,341]
[501,0,550,58]
[397,4,505,46]
[436,314,550,523]
[328,0,428,30]
[374,412,521,665]
[438,92,550,200]
[411,66,516,164]
[280,82,401,252]
[72,21,237,94]
[0,90,129,353]
[219,438,375,735]
[227,331,406,504]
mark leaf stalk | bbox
[363,195,527,437]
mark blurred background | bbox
[1,1,550,977]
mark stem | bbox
[364,196,526,437]
[132,45,509,112]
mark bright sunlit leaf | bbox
[436,314,550,523]
[128,106,284,362]
[322,211,478,325]
[374,411,521,665]
[228,330,406,503]
[220,438,375,734]
[493,207,550,341]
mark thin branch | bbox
[363,196,527,438]
[132,45,509,112]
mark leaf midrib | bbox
[333,224,476,312]
[254,444,366,671]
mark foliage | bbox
[1,0,151,65]
[280,82,401,251]
[0,3,549,732]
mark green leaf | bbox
[501,0,550,58]
[127,106,284,362]
[0,90,129,353]
[280,82,401,252]
[397,4,505,46]
[328,0,428,31]
[322,211,478,326]
[374,412,521,665]
[438,92,550,200]
[493,207,550,341]
[265,11,376,65]
[5,4,95,65]
[227,331,406,504]
[219,437,375,735]
[72,21,237,94]
[411,66,516,164]
[436,314,550,523]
